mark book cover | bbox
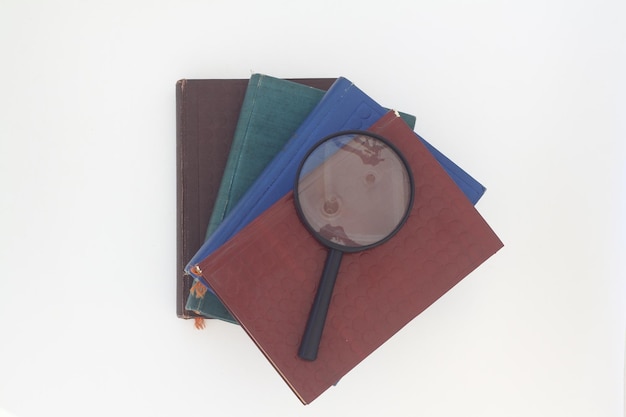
[185,77,487,284]
[176,77,337,320]
[206,75,335,238]
[193,110,503,404]
[176,78,248,319]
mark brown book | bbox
[192,110,503,403]
[176,78,336,319]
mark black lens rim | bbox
[293,130,415,253]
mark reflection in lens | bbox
[296,132,412,249]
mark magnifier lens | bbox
[296,132,412,250]
[294,131,414,361]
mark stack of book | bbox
[176,74,503,404]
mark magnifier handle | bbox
[298,248,343,361]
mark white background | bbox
[1,1,625,416]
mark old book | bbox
[192,110,503,404]
[205,75,337,238]
[176,78,247,319]
[176,77,337,319]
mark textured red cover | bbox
[196,110,503,404]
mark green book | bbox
[186,74,417,323]
[206,75,336,238]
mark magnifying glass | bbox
[294,130,414,361]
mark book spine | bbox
[176,79,194,319]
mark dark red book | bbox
[176,78,336,319]
[193,110,504,403]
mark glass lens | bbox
[296,133,412,249]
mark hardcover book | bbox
[192,110,504,404]
[176,79,247,319]
[205,75,337,238]
[176,77,337,319]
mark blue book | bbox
[185,77,486,288]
